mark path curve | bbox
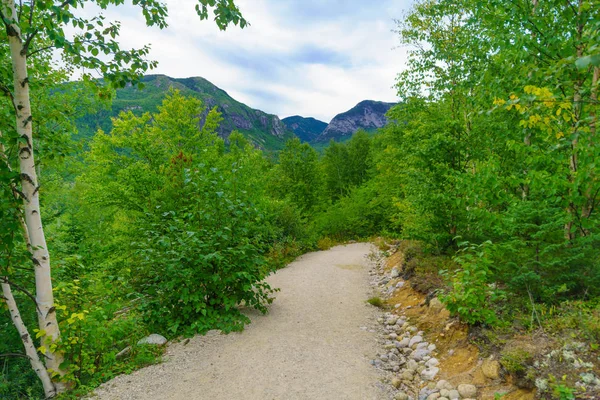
[93,243,387,400]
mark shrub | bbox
[440,241,504,326]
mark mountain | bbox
[281,116,328,142]
[314,100,395,143]
[76,75,295,150]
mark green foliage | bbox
[271,137,322,213]
[440,242,504,325]
[367,297,384,308]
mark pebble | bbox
[410,348,430,361]
[401,370,414,380]
[391,377,402,388]
[421,366,440,381]
[407,359,419,371]
[409,335,423,347]
[395,392,409,400]
[457,384,477,398]
[426,358,439,367]
[137,334,167,346]
[397,338,410,348]
[436,380,452,391]
[448,389,460,400]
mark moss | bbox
[367,297,385,308]
[500,349,532,374]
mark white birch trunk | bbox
[1,0,65,389]
[1,281,57,397]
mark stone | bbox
[439,389,450,397]
[426,358,440,368]
[396,281,405,288]
[409,335,423,347]
[391,267,400,278]
[137,334,167,346]
[448,389,460,400]
[436,380,451,391]
[428,344,437,352]
[390,333,398,340]
[410,348,431,361]
[457,384,477,398]
[427,394,441,400]
[429,297,444,310]
[421,367,440,381]
[395,392,409,400]
[397,338,410,348]
[401,370,414,380]
[416,342,429,349]
[482,358,501,380]
[115,346,131,359]
[407,359,419,371]
[438,398,449,400]
[391,377,402,388]
[386,316,399,325]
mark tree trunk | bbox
[1,280,57,397]
[1,0,65,389]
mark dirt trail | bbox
[93,243,387,400]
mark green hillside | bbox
[76,75,295,150]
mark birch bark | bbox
[1,0,65,389]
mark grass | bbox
[367,296,385,308]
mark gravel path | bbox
[92,243,387,400]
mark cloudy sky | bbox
[96,0,414,122]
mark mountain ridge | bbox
[76,75,396,150]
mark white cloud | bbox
[75,0,413,122]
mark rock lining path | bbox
[93,243,388,400]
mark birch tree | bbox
[0,0,246,396]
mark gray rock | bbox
[457,384,477,398]
[428,344,437,352]
[115,346,131,359]
[427,394,441,400]
[391,377,402,388]
[409,335,423,347]
[448,389,460,400]
[397,338,410,348]
[439,389,450,398]
[137,334,167,346]
[410,348,431,361]
[416,342,429,349]
[421,367,440,381]
[425,358,439,368]
[391,267,400,278]
[407,359,419,371]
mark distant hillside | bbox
[76,75,295,150]
[281,116,328,142]
[314,100,395,143]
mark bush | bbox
[440,241,504,326]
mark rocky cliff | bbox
[314,100,395,143]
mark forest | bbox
[1,0,599,398]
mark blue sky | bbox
[96,0,414,121]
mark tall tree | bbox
[0,0,246,396]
